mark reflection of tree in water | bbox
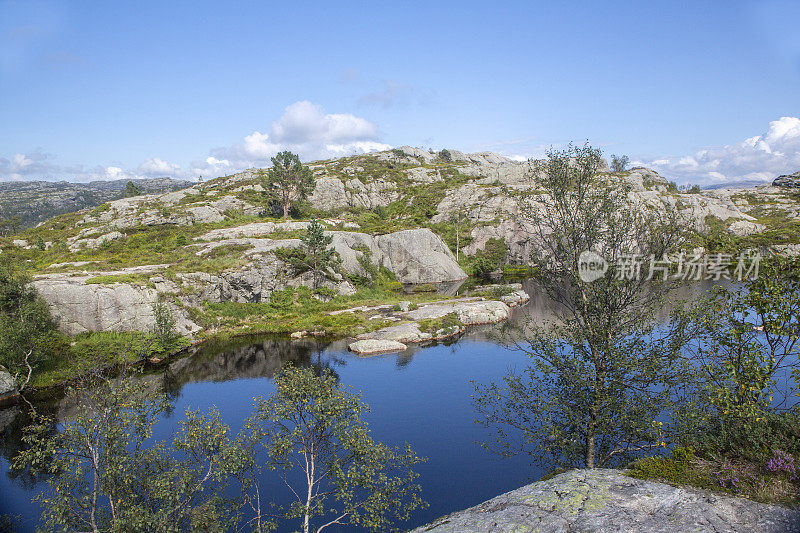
[159,336,348,394]
[0,405,58,490]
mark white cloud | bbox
[640,117,800,184]
[212,100,389,170]
[137,157,181,177]
[0,101,391,182]
[0,150,70,180]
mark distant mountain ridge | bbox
[0,177,193,228]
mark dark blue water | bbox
[0,333,539,532]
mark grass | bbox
[85,273,154,285]
[31,331,191,389]
[418,312,461,335]
[194,284,452,338]
[629,447,800,506]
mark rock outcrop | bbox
[0,367,19,407]
[348,339,408,355]
[33,275,167,335]
[348,296,518,353]
[403,299,512,325]
[193,228,467,285]
[374,229,467,284]
[309,177,399,211]
[412,469,800,532]
[32,228,465,336]
[773,171,800,188]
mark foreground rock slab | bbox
[411,469,800,533]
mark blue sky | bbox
[1,0,799,184]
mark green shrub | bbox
[468,237,508,280]
[418,312,461,334]
[470,256,497,280]
[629,447,711,487]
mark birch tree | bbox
[251,366,425,533]
[474,143,685,469]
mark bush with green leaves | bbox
[671,256,800,463]
[14,377,255,532]
[151,301,179,353]
[0,255,61,390]
[468,237,507,280]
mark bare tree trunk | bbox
[585,426,595,469]
[89,443,100,533]
[283,202,290,219]
[304,479,313,533]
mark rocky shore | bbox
[346,286,530,354]
[411,469,800,532]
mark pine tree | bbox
[260,151,315,218]
[301,219,336,290]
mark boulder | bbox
[500,289,530,307]
[309,177,348,210]
[187,205,224,224]
[0,367,19,407]
[68,231,124,252]
[729,220,766,237]
[33,277,160,334]
[405,299,511,325]
[355,323,432,344]
[374,229,467,283]
[348,339,407,355]
[411,469,800,532]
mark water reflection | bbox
[0,278,742,531]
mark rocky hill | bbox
[2,146,799,340]
[773,171,800,188]
[0,177,193,228]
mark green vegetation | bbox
[124,180,142,197]
[0,255,61,391]
[85,273,153,285]
[299,219,338,289]
[194,284,449,338]
[629,447,713,489]
[14,364,426,532]
[249,366,426,532]
[467,237,508,280]
[631,256,800,504]
[418,312,460,335]
[14,377,257,532]
[474,144,683,469]
[610,154,629,173]
[260,151,315,219]
[0,216,21,237]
